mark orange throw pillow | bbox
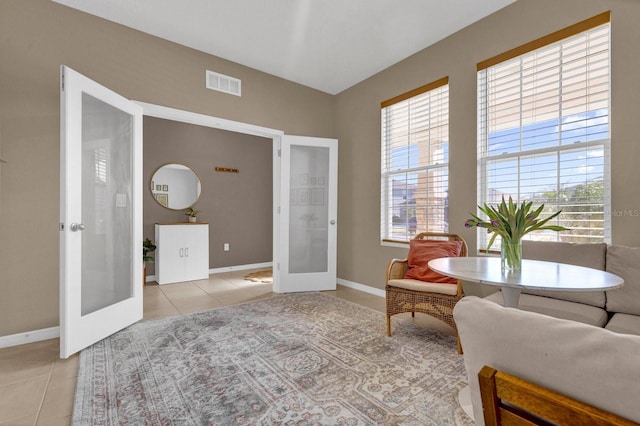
[404,240,463,284]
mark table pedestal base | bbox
[458,385,474,420]
[501,287,522,308]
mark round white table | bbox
[428,257,624,308]
[428,256,624,420]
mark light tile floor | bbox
[0,269,453,425]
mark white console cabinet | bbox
[155,223,209,285]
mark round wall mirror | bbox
[150,163,202,210]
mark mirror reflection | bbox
[150,163,201,210]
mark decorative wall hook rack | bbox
[215,167,239,173]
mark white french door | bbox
[274,135,338,293]
[59,66,143,358]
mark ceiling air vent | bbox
[206,70,241,96]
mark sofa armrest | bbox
[386,258,408,282]
[454,296,640,425]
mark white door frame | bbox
[134,102,286,290]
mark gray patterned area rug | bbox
[72,292,472,425]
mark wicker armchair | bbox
[385,232,468,353]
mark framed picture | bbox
[310,177,317,185]
[311,188,324,206]
[156,184,162,191]
[298,189,310,205]
[155,193,168,207]
[299,173,309,186]
[162,184,169,191]
[318,176,326,186]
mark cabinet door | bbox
[185,224,209,281]
[155,224,186,284]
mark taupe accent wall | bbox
[0,0,334,337]
[143,117,272,272]
[334,0,640,295]
[2,0,640,339]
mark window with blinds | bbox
[477,12,610,250]
[381,77,449,242]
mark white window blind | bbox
[477,13,610,250]
[381,77,449,242]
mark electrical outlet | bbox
[223,243,230,251]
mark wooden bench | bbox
[478,365,638,426]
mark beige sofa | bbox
[483,240,640,335]
[454,296,640,425]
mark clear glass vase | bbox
[501,240,522,273]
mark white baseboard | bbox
[337,278,385,298]
[0,326,60,349]
[209,262,273,274]
[146,262,274,283]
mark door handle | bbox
[69,223,86,232]
[330,220,336,225]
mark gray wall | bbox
[143,117,273,272]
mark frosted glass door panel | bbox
[276,135,337,293]
[288,145,329,273]
[81,94,133,315]
[60,65,142,358]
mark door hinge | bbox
[277,149,281,157]
[60,223,65,231]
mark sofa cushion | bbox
[484,291,608,327]
[605,313,640,336]
[520,240,607,308]
[404,239,463,284]
[453,296,640,425]
[605,244,640,315]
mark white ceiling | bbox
[52,0,516,95]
